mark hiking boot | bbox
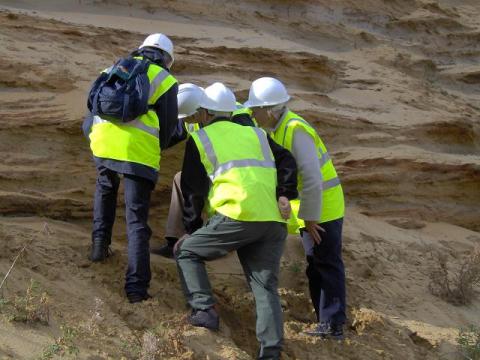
[90,238,110,262]
[150,243,174,258]
[127,292,152,304]
[305,322,344,340]
[188,308,219,331]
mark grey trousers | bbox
[176,214,287,360]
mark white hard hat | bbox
[140,33,174,65]
[244,77,290,108]
[178,83,204,119]
[199,82,237,112]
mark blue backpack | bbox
[88,57,151,123]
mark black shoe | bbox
[305,322,344,340]
[90,238,110,262]
[188,308,219,331]
[127,293,152,304]
[328,322,344,340]
[150,243,174,258]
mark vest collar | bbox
[271,108,290,133]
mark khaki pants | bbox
[165,172,186,240]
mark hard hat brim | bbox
[199,100,237,113]
[178,109,199,119]
[200,106,238,112]
[244,95,290,108]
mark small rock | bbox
[78,261,91,268]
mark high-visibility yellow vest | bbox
[89,57,177,170]
[190,121,284,222]
[270,110,344,233]
[232,102,258,126]
[184,122,200,134]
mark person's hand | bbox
[277,196,291,220]
[305,220,325,244]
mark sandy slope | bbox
[0,0,479,359]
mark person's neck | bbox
[265,108,287,130]
[204,116,229,127]
[263,116,276,129]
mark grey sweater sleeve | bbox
[291,130,322,221]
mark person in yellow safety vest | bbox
[84,33,179,304]
[151,85,257,258]
[245,77,346,339]
[175,82,298,360]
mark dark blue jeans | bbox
[302,218,346,325]
[92,166,154,297]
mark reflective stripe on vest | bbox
[131,56,177,105]
[93,116,159,139]
[319,151,330,167]
[196,127,275,180]
[149,70,170,99]
[197,129,217,170]
[323,176,341,190]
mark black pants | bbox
[303,218,346,325]
[92,166,154,297]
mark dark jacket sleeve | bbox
[181,137,210,234]
[267,135,299,200]
[82,112,93,140]
[231,113,256,127]
[154,82,179,150]
[166,119,189,148]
